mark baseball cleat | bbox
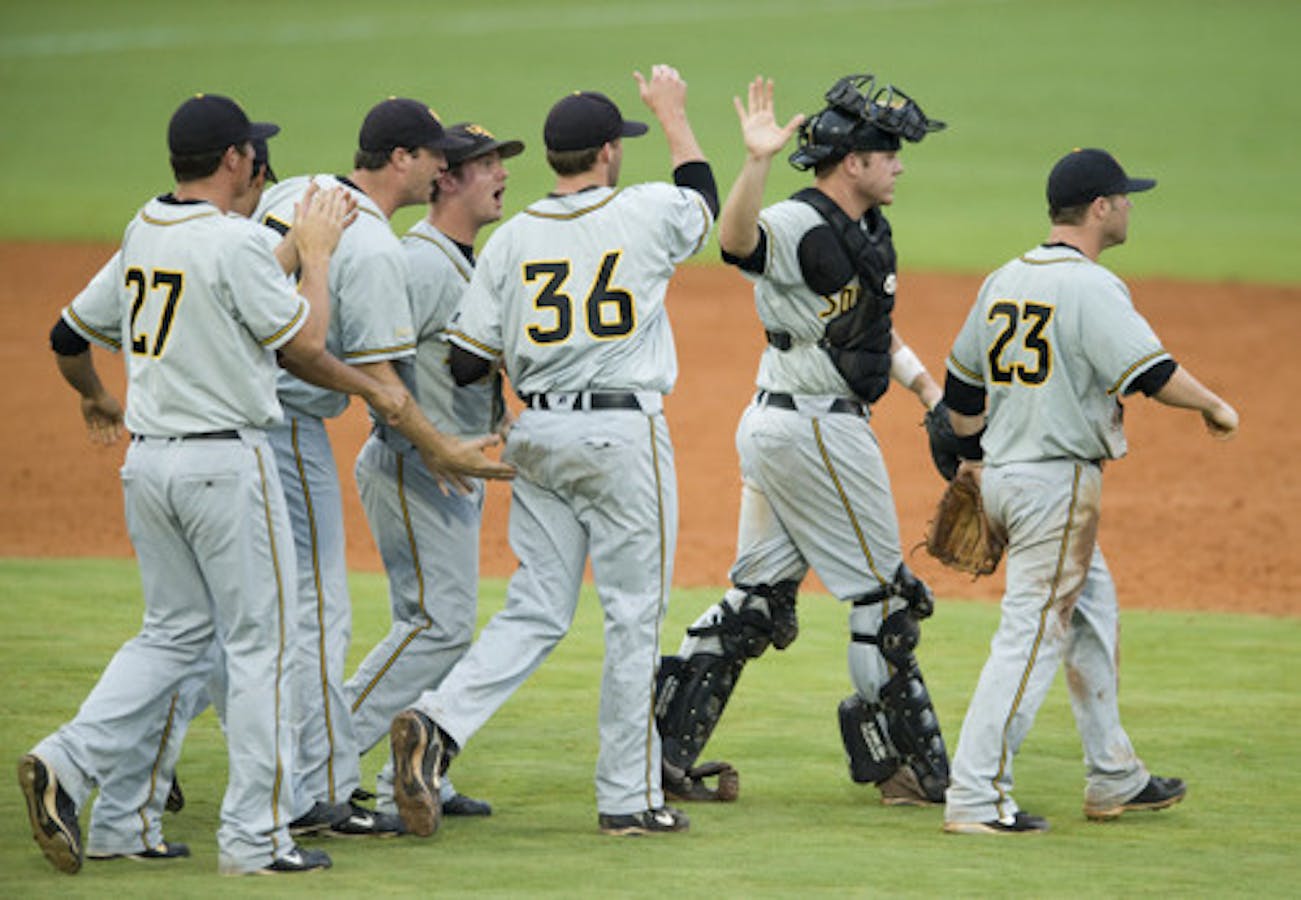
[329,801,406,837]
[391,710,444,837]
[17,753,84,874]
[252,847,332,875]
[1085,775,1186,821]
[289,799,348,837]
[943,811,1049,835]
[598,805,690,836]
[443,792,492,817]
[877,766,941,807]
[88,841,190,861]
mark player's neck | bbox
[348,169,402,219]
[1046,225,1103,261]
[551,167,612,196]
[813,178,871,221]
[173,178,236,213]
[427,205,482,248]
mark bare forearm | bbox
[718,156,773,257]
[294,251,331,347]
[56,351,108,400]
[274,231,300,276]
[660,111,705,168]
[1153,366,1225,414]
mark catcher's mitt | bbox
[663,760,740,803]
[924,467,1005,576]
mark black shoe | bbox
[598,806,690,836]
[17,753,83,873]
[255,847,332,875]
[89,841,190,861]
[1085,775,1187,821]
[443,792,492,817]
[392,710,455,837]
[165,775,184,813]
[330,801,406,837]
[290,800,348,837]
[943,811,1050,835]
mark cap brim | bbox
[1124,177,1157,194]
[249,122,280,141]
[428,131,477,152]
[453,139,526,165]
[620,120,649,139]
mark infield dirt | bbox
[4,242,1296,615]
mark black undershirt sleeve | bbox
[943,371,987,416]
[672,161,719,217]
[449,344,492,387]
[721,227,767,274]
[1126,358,1177,396]
[50,318,89,356]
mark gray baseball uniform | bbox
[412,181,713,816]
[345,218,496,809]
[942,243,1169,826]
[254,174,416,820]
[35,196,306,873]
[678,197,904,737]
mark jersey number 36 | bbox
[524,251,635,345]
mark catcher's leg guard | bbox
[873,609,950,803]
[656,581,799,774]
[838,695,898,784]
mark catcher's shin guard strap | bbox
[655,652,746,772]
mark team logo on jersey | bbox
[883,273,897,295]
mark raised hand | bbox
[733,76,805,161]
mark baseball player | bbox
[654,74,952,807]
[389,65,718,838]
[938,148,1239,834]
[254,98,514,838]
[81,136,281,854]
[345,121,525,818]
[20,93,405,875]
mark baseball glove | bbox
[663,760,740,803]
[924,467,1005,576]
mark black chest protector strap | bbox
[792,187,897,403]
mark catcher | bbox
[655,72,951,807]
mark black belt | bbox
[520,392,642,411]
[131,430,240,442]
[757,390,864,416]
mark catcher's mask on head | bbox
[790,73,946,171]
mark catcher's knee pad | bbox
[655,651,746,773]
[838,694,899,784]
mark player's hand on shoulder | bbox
[734,76,805,162]
[292,185,357,261]
[80,391,124,446]
[1204,401,1239,440]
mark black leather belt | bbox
[520,392,642,411]
[757,390,864,416]
[131,430,240,442]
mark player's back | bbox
[464,182,712,395]
[112,196,302,436]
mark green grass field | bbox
[2,0,1299,280]
[2,559,1297,896]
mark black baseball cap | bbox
[252,137,277,183]
[168,93,279,155]
[543,91,648,152]
[1047,148,1156,208]
[359,98,472,153]
[445,122,525,167]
